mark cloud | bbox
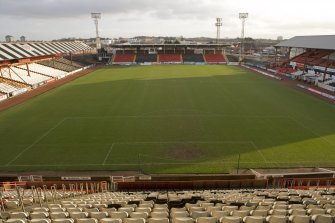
[0,0,334,40]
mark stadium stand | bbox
[15,63,68,78]
[158,54,182,64]
[0,82,18,94]
[0,42,92,61]
[65,55,97,66]
[204,54,226,64]
[37,60,79,72]
[136,54,158,64]
[55,58,84,68]
[113,54,136,64]
[0,41,93,102]
[226,55,239,63]
[2,187,335,223]
[1,66,51,86]
[183,54,205,63]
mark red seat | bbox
[159,54,181,63]
[204,54,226,63]
[113,54,135,63]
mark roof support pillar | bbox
[26,63,30,77]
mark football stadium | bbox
[1,1,335,222]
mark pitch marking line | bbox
[288,116,335,147]
[250,141,269,163]
[6,118,67,166]
[114,141,253,144]
[103,143,114,165]
[2,160,335,167]
[66,114,290,119]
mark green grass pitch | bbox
[0,65,335,173]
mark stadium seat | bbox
[288,215,310,223]
[108,212,128,219]
[30,219,52,223]
[51,219,74,223]
[220,216,241,223]
[196,217,218,223]
[150,212,169,218]
[129,212,148,219]
[89,212,108,220]
[69,212,88,219]
[243,216,264,223]
[99,219,122,223]
[265,216,288,223]
[75,219,98,223]
[204,54,226,64]
[123,218,146,223]
[311,215,333,223]
[147,218,169,223]
[30,213,49,219]
[171,218,194,223]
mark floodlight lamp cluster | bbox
[216,18,223,26]
[91,13,101,19]
[239,13,248,19]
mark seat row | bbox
[1,214,335,223]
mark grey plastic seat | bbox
[190,208,206,213]
[9,213,29,219]
[243,216,264,223]
[171,212,190,218]
[311,215,333,223]
[250,210,268,217]
[67,208,83,213]
[5,219,27,223]
[196,217,217,223]
[308,209,326,216]
[98,218,122,223]
[50,212,69,220]
[220,216,241,223]
[148,218,169,223]
[135,208,151,214]
[118,208,134,215]
[239,207,255,211]
[211,211,229,219]
[172,218,194,223]
[30,213,49,219]
[289,210,307,216]
[191,211,210,219]
[51,219,74,223]
[32,208,49,212]
[269,210,287,216]
[288,215,310,223]
[222,207,239,212]
[108,212,128,219]
[69,212,88,219]
[129,212,148,219]
[75,219,98,223]
[266,216,288,223]
[231,211,249,218]
[123,218,146,223]
[51,208,67,213]
[150,212,169,218]
[30,219,52,223]
[171,208,187,213]
[89,212,108,220]
[207,207,222,213]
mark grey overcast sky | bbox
[0,0,334,41]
